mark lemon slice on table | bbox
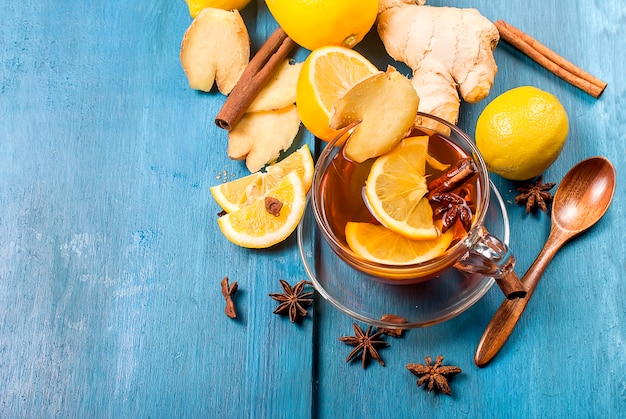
[217,172,306,248]
[296,46,378,142]
[364,136,439,240]
[345,222,455,265]
[210,144,313,213]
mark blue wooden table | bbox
[1,0,624,417]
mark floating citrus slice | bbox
[217,172,306,248]
[210,144,313,213]
[364,136,439,240]
[345,222,455,265]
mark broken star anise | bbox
[220,276,238,319]
[339,323,389,369]
[515,176,556,213]
[377,314,407,338]
[406,355,462,396]
[269,279,313,323]
[430,192,473,233]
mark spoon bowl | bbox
[552,157,616,234]
[474,156,616,367]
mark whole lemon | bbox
[185,0,252,18]
[476,86,569,181]
[264,0,378,51]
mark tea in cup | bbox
[311,113,525,299]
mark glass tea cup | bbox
[310,112,525,299]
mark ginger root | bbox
[377,0,499,130]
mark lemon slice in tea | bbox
[364,136,438,240]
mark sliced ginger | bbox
[228,104,301,173]
[329,67,419,163]
[180,8,250,94]
[247,60,303,113]
[227,60,304,173]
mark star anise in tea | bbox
[406,355,462,396]
[269,279,314,323]
[339,323,389,369]
[515,176,556,213]
[430,192,473,233]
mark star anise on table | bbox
[430,192,473,233]
[406,355,462,396]
[514,176,556,213]
[339,323,389,369]
[269,279,314,323]
[220,276,238,319]
[377,314,407,338]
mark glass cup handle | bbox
[454,227,527,299]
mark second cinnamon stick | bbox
[495,20,607,98]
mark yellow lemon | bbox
[345,222,455,266]
[476,86,569,181]
[296,46,378,141]
[265,0,377,51]
[217,172,306,248]
[185,0,252,18]
[364,136,439,240]
[210,144,313,213]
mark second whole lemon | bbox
[264,0,378,51]
[475,86,569,181]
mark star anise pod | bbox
[515,176,556,213]
[269,279,313,323]
[220,276,238,319]
[339,323,389,369]
[406,355,462,396]
[430,192,473,233]
[377,314,407,338]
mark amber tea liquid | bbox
[318,129,481,251]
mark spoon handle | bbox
[474,229,567,367]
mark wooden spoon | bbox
[474,156,616,367]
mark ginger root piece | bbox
[228,105,301,173]
[246,60,303,113]
[329,67,419,163]
[180,8,250,94]
[377,1,499,130]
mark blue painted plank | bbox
[313,0,626,418]
[0,0,624,418]
[0,1,314,417]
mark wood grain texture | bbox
[0,0,624,418]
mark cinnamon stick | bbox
[427,158,477,199]
[215,28,297,131]
[494,20,607,98]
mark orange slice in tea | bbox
[210,144,314,213]
[345,222,455,265]
[217,172,306,248]
[364,136,439,240]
